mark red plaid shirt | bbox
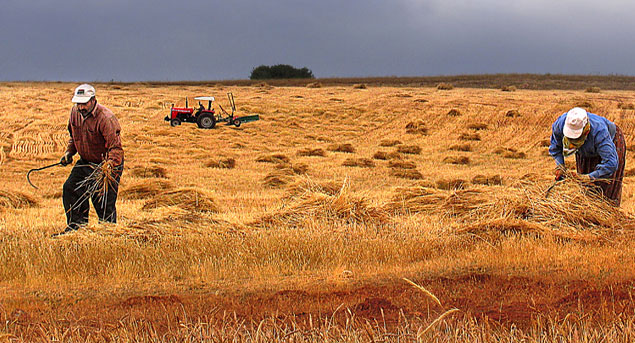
[66,103,124,165]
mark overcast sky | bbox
[1,0,634,81]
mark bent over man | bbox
[54,84,124,236]
[549,107,626,206]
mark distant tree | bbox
[250,64,314,80]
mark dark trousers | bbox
[63,160,123,228]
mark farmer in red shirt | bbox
[53,84,124,236]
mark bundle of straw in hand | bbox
[76,160,119,205]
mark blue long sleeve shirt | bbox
[549,112,618,179]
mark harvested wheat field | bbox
[1,81,635,341]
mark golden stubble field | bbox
[2,82,635,341]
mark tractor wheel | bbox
[233,119,241,127]
[197,114,216,129]
[170,118,181,127]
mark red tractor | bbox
[165,93,259,129]
[165,96,218,129]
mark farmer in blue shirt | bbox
[549,107,626,205]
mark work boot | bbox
[51,225,78,238]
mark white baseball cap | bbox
[563,107,588,139]
[71,84,96,103]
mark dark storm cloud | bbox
[1,0,634,81]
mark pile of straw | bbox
[121,179,174,200]
[253,180,388,228]
[142,188,219,213]
[373,151,402,160]
[205,157,236,169]
[284,178,343,200]
[129,165,168,178]
[328,143,356,153]
[256,154,290,164]
[262,171,295,188]
[0,190,39,209]
[405,120,428,135]
[388,180,634,241]
[342,158,375,168]
[297,148,326,157]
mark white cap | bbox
[71,84,96,103]
[563,107,588,139]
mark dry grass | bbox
[256,153,291,164]
[0,190,39,209]
[296,148,327,157]
[396,144,421,154]
[618,102,635,110]
[495,147,527,159]
[205,157,236,169]
[436,178,468,190]
[253,180,388,227]
[405,120,428,135]
[373,151,402,160]
[449,143,472,152]
[379,139,402,147]
[388,160,417,169]
[342,157,375,168]
[327,143,356,153]
[471,174,503,186]
[262,171,295,188]
[467,123,488,130]
[3,82,635,340]
[505,109,521,117]
[443,156,470,165]
[142,188,219,213]
[459,132,481,141]
[390,168,424,180]
[121,179,174,200]
[129,165,168,178]
[447,109,461,116]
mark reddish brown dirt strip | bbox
[4,274,635,335]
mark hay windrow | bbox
[388,180,634,240]
[396,145,421,154]
[256,153,291,164]
[449,144,472,152]
[129,165,168,178]
[388,160,416,169]
[342,158,375,168]
[390,168,423,180]
[297,148,326,157]
[205,157,236,169]
[373,151,402,160]
[142,188,219,213]
[262,171,295,188]
[284,178,343,200]
[379,139,402,147]
[405,120,428,135]
[443,156,470,165]
[327,143,356,153]
[0,190,39,210]
[253,181,388,228]
[121,179,175,200]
